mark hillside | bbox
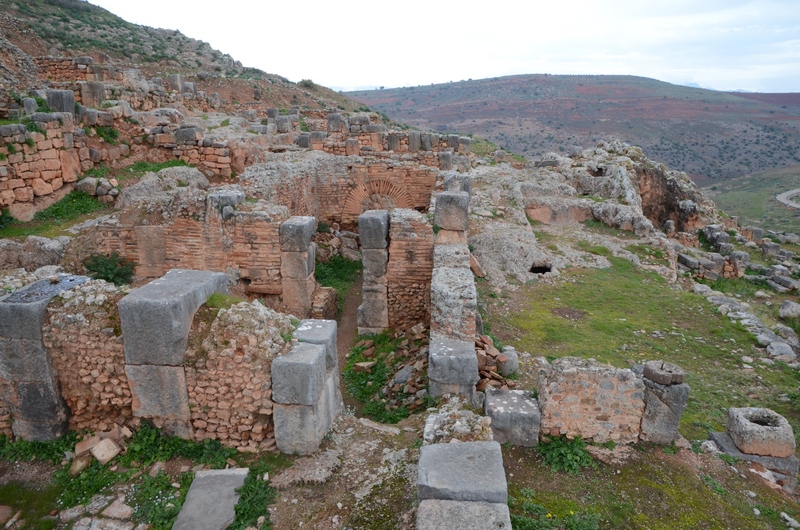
[706,164,800,233]
[0,0,366,114]
[348,75,800,184]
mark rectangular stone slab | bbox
[428,335,479,386]
[125,364,190,421]
[272,342,326,405]
[484,388,541,447]
[173,468,249,530]
[119,269,227,366]
[358,210,389,249]
[294,319,338,370]
[417,500,511,530]
[710,432,800,477]
[418,441,507,504]
[274,369,342,455]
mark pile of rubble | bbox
[475,335,519,392]
[69,423,133,474]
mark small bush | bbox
[298,79,316,89]
[95,125,120,144]
[537,435,597,475]
[24,120,44,135]
[25,137,35,148]
[83,251,135,286]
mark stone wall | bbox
[42,280,132,433]
[538,357,645,444]
[0,114,83,221]
[386,209,434,331]
[35,56,118,83]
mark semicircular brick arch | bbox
[341,179,414,224]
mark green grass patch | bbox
[118,423,238,469]
[315,255,363,313]
[121,159,190,180]
[33,190,104,222]
[94,125,119,144]
[697,275,771,299]
[0,432,78,464]
[82,164,110,179]
[537,435,597,475]
[576,241,612,257]
[55,459,124,508]
[229,463,278,529]
[205,293,247,311]
[0,482,61,530]
[582,219,636,239]
[625,244,668,266]
[129,470,192,530]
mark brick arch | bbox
[341,179,414,223]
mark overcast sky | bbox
[89,0,800,93]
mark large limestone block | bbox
[357,284,388,333]
[434,191,470,232]
[408,131,421,152]
[125,364,191,420]
[294,319,338,370]
[640,379,690,444]
[80,82,105,109]
[272,342,326,406]
[358,210,389,249]
[12,381,67,422]
[281,245,316,279]
[727,407,796,458]
[433,244,470,270]
[361,249,388,278]
[417,500,511,530]
[281,275,316,318]
[274,369,342,455]
[0,275,88,340]
[0,338,52,382]
[484,388,541,447]
[46,90,74,114]
[11,419,67,442]
[443,173,472,196]
[280,217,317,251]
[428,335,479,396]
[418,441,507,503]
[430,268,477,341]
[119,269,227,366]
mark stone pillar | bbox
[357,210,389,335]
[0,275,89,440]
[169,74,184,94]
[387,133,400,152]
[433,191,470,245]
[273,319,343,454]
[280,216,317,318]
[408,131,421,152]
[438,151,453,171]
[639,361,690,445]
[119,269,227,438]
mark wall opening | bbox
[530,263,552,274]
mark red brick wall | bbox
[386,210,434,331]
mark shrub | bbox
[536,435,597,475]
[298,79,316,89]
[83,251,135,286]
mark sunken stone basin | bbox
[727,407,796,458]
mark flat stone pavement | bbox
[173,468,249,530]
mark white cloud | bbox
[89,0,800,92]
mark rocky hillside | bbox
[348,75,800,184]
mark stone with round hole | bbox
[727,407,796,458]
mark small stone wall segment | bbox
[280,216,317,318]
[639,361,689,445]
[119,270,227,437]
[357,210,389,335]
[0,114,83,222]
[273,319,343,454]
[484,388,541,447]
[43,280,132,433]
[538,357,645,444]
[428,336,479,399]
[0,274,88,440]
[386,209,433,331]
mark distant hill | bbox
[705,164,800,233]
[348,75,800,184]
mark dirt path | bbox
[336,271,363,413]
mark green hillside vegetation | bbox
[707,164,800,233]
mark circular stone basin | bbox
[727,407,796,458]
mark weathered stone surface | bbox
[81,82,105,109]
[272,342,326,406]
[727,407,796,458]
[91,438,121,465]
[46,90,74,114]
[13,381,66,422]
[643,360,685,385]
[443,173,472,196]
[418,441,507,503]
[498,346,519,376]
[280,216,316,251]
[640,379,690,444]
[0,276,86,340]
[361,249,388,280]
[711,431,799,477]
[119,270,227,366]
[101,498,134,520]
[358,210,390,249]
[430,268,476,341]
[173,468,249,530]
[428,336,479,397]
[538,357,645,444]
[280,246,315,279]
[434,191,470,232]
[433,244,471,270]
[293,319,338,370]
[0,338,51,382]
[357,284,388,333]
[484,388,540,447]
[273,369,342,455]
[125,364,191,420]
[11,419,67,441]
[417,500,511,530]
[780,300,800,319]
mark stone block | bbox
[448,135,460,149]
[387,133,400,151]
[484,388,540,447]
[294,319,338,370]
[357,284,389,333]
[327,113,346,132]
[80,82,105,108]
[75,435,102,457]
[443,173,472,196]
[176,127,202,144]
[281,276,315,318]
[458,137,471,153]
[417,500,511,530]
[125,364,190,420]
[168,74,184,93]
[498,346,519,376]
[272,342,326,406]
[727,407,796,458]
[358,210,389,249]
[0,276,87,340]
[281,247,315,280]
[46,90,75,114]
[296,133,311,148]
[22,98,38,115]
[0,338,51,382]
[119,270,227,366]
[643,360,685,385]
[640,379,690,444]
[267,108,279,119]
[428,336,479,395]
[408,131,421,152]
[91,438,121,465]
[362,249,388,278]
[173,468,249,530]
[434,191,470,232]
[433,244,470,269]
[11,419,67,441]
[280,216,317,251]
[710,431,799,478]
[276,116,291,134]
[13,381,66,423]
[274,369,341,455]
[430,268,477,341]
[418,441,507,503]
